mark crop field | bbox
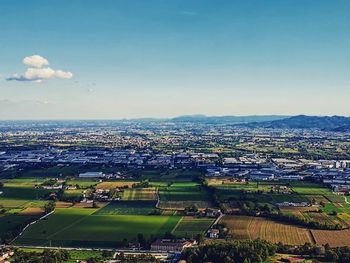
[94,200,157,215]
[66,179,98,189]
[19,207,44,216]
[311,230,350,247]
[15,208,181,248]
[63,189,84,199]
[220,215,313,245]
[172,216,214,238]
[159,200,212,210]
[213,183,308,204]
[0,213,38,241]
[337,213,350,226]
[290,182,332,195]
[0,180,50,209]
[159,182,210,202]
[303,212,340,226]
[306,194,330,204]
[121,187,157,200]
[96,181,138,189]
[139,168,202,181]
[322,203,350,214]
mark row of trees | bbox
[11,249,70,263]
[182,239,276,263]
[277,242,350,263]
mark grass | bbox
[159,182,210,202]
[139,169,202,181]
[94,200,157,215]
[96,181,138,189]
[172,216,214,238]
[15,207,181,248]
[66,179,98,189]
[0,213,38,240]
[121,188,157,200]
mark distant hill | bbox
[242,115,350,131]
[170,115,289,124]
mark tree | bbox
[44,201,56,214]
[196,233,205,244]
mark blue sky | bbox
[0,0,349,119]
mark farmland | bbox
[121,187,157,200]
[220,215,313,245]
[159,182,212,209]
[94,200,157,215]
[172,216,214,238]
[311,230,350,247]
[96,181,138,189]
[15,208,181,248]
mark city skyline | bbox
[1,0,350,119]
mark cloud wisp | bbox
[7,55,73,82]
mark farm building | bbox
[79,172,105,178]
[151,239,196,252]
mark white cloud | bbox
[7,67,73,81]
[23,55,49,68]
[7,55,73,82]
[55,69,73,79]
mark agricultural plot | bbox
[96,181,138,189]
[0,181,51,209]
[322,203,350,214]
[311,230,350,247]
[66,179,98,189]
[290,182,332,196]
[220,215,313,245]
[159,201,212,210]
[94,200,157,215]
[159,182,210,202]
[303,212,341,227]
[172,216,214,238]
[337,213,350,226]
[63,189,84,199]
[0,213,39,242]
[15,208,181,248]
[121,188,157,200]
[159,182,211,209]
[213,183,307,204]
[139,169,202,181]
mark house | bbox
[151,239,196,252]
[208,229,220,238]
[205,208,221,217]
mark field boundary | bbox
[10,210,55,244]
[171,216,184,234]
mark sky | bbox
[0,0,350,119]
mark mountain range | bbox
[167,115,350,131]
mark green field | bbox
[159,182,210,202]
[139,168,202,181]
[94,200,157,215]
[15,208,181,248]
[121,188,157,200]
[172,217,214,238]
[0,213,38,241]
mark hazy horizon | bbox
[1,0,350,119]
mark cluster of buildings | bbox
[206,155,350,194]
[0,149,220,169]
